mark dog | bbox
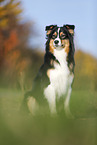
[22,24,75,116]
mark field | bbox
[0,88,97,145]
[0,44,97,145]
[0,1,97,144]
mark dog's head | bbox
[45,24,75,54]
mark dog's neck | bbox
[54,49,67,65]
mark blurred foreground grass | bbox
[0,88,97,145]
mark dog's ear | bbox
[64,24,75,35]
[45,25,57,36]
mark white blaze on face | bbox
[53,28,61,48]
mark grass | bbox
[0,88,97,145]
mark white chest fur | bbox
[44,49,74,113]
[50,49,70,97]
[44,49,73,99]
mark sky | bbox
[21,0,97,57]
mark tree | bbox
[0,0,22,66]
[0,0,22,28]
[0,0,39,89]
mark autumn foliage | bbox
[0,0,97,91]
[0,0,43,89]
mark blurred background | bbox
[0,0,97,145]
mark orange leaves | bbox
[0,0,22,28]
[0,0,38,88]
[4,30,19,55]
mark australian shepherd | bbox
[22,24,75,117]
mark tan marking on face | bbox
[60,31,64,36]
[61,39,70,54]
[49,39,55,53]
[68,29,74,35]
[47,30,51,35]
[53,31,57,36]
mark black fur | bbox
[21,24,75,113]
[46,25,75,72]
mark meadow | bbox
[0,87,97,145]
[0,1,97,144]
[0,49,97,145]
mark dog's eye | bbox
[61,34,66,39]
[52,34,56,39]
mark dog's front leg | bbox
[64,87,73,118]
[44,85,56,114]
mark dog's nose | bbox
[54,40,59,44]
